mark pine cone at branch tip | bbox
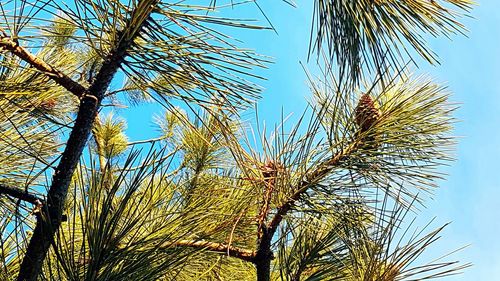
[260,160,284,181]
[355,93,381,132]
[39,98,57,111]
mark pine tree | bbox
[0,1,473,280]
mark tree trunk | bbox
[16,94,101,281]
[255,255,272,281]
[254,227,273,281]
[16,20,136,280]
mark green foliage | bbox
[0,18,78,186]
[311,0,473,81]
[92,114,129,159]
[39,150,190,280]
[0,81,467,279]
[0,0,472,280]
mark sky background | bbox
[122,1,500,279]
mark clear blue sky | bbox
[122,1,499,279]
[422,1,500,279]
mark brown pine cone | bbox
[39,98,57,111]
[355,93,380,132]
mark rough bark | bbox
[16,93,101,281]
[254,227,273,281]
[16,13,145,280]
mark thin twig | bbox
[159,239,256,262]
[0,36,86,98]
[227,208,247,256]
[127,136,167,146]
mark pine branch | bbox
[0,183,44,205]
[159,240,256,262]
[267,141,360,235]
[16,1,159,279]
[0,35,86,98]
[253,139,361,280]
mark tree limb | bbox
[16,2,158,279]
[252,140,361,280]
[0,36,86,98]
[0,183,44,205]
[160,240,256,262]
[267,141,360,235]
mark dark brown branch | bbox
[0,37,86,98]
[253,141,360,281]
[160,240,256,262]
[254,227,273,281]
[0,184,44,205]
[16,74,100,281]
[16,2,157,279]
[267,142,359,235]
